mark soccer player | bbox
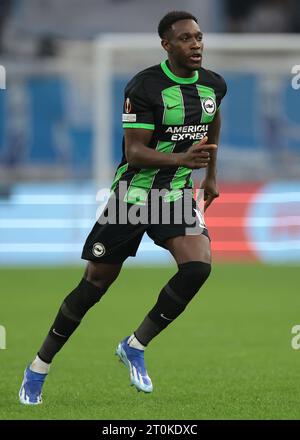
[19,10,227,404]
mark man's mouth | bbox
[189,54,202,62]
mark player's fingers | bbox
[201,143,217,151]
[198,155,210,162]
[204,197,213,212]
[192,150,211,159]
[199,135,208,145]
[195,158,210,166]
[204,193,219,211]
[194,163,208,169]
[192,144,217,153]
[190,151,209,159]
[191,136,208,148]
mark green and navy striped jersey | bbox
[111,59,227,204]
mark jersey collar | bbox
[160,60,199,84]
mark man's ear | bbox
[161,39,170,52]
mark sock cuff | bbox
[178,261,211,270]
[80,277,106,293]
[133,332,146,347]
[37,352,51,364]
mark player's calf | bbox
[134,261,211,346]
[37,278,107,364]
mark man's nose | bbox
[191,38,202,49]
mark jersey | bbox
[111,59,227,205]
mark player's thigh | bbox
[83,261,123,288]
[165,234,211,265]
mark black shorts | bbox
[81,192,210,264]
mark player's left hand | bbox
[200,178,219,212]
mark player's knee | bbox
[85,272,111,290]
[64,278,107,320]
[169,261,211,300]
[84,262,120,290]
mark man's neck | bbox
[167,59,196,78]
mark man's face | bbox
[162,19,203,71]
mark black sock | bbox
[38,278,106,363]
[134,262,211,346]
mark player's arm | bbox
[206,109,221,179]
[124,128,216,170]
[200,109,221,211]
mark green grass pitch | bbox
[1,263,300,420]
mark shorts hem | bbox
[81,253,134,264]
[153,227,210,249]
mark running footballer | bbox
[19,10,227,403]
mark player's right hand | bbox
[178,136,217,170]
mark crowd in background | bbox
[0,0,299,56]
[226,0,300,33]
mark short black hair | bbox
[158,11,198,39]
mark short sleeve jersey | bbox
[111,59,227,204]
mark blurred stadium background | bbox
[1,0,300,420]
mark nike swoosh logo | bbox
[166,104,180,110]
[52,328,67,338]
[160,313,173,321]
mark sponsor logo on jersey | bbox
[124,97,132,114]
[201,97,216,116]
[92,242,106,257]
[122,113,137,122]
[165,124,208,141]
[166,104,180,110]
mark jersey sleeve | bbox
[215,74,227,109]
[206,70,227,109]
[122,76,155,130]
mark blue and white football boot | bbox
[115,336,153,393]
[19,366,47,405]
